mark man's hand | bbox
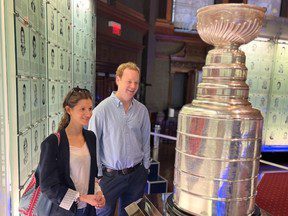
[95,191,105,209]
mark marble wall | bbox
[14,0,96,189]
[241,38,288,146]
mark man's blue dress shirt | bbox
[88,92,151,176]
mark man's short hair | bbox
[116,62,140,78]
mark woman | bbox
[39,87,105,215]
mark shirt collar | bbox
[110,91,134,108]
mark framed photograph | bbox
[271,77,286,95]
[58,15,65,45]
[40,80,47,119]
[48,81,58,115]
[67,22,72,51]
[273,60,285,75]
[19,130,32,187]
[74,0,81,27]
[30,29,39,77]
[275,43,288,61]
[73,56,81,80]
[58,48,65,80]
[258,78,270,94]
[28,0,39,29]
[83,34,88,57]
[39,37,47,77]
[265,129,278,145]
[40,119,48,144]
[31,124,40,170]
[48,43,58,79]
[73,28,82,53]
[38,1,46,35]
[67,52,72,81]
[258,94,268,113]
[16,18,30,76]
[17,78,31,132]
[31,79,40,123]
[47,4,58,44]
[49,115,59,134]
[59,83,65,110]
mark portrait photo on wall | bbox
[39,37,47,77]
[30,30,39,77]
[59,49,64,71]
[48,82,59,114]
[19,131,32,187]
[49,115,58,134]
[74,57,80,76]
[31,79,41,123]
[16,19,30,76]
[271,78,286,94]
[28,0,38,28]
[31,125,41,170]
[47,4,57,43]
[259,78,270,94]
[275,43,288,60]
[40,80,47,118]
[41,120,47,145]
[17,78,31,132]
[67,23,72,49]
[39,2,46,35]
[67,53,71,73]
[48,44,58,79]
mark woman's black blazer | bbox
[39,128,98,216]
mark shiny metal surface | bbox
[172,4,266,216]
[197,4,266,46]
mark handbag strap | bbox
[35,132,61,188]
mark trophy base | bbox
[165,194,262,216]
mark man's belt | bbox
[104,163,141,175]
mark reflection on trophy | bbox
[166,4,266,216]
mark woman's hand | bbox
[79,194,100,206]
[94,191,105,209]
[78,192,105,208]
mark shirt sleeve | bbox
[88,109,103,176]
[142,108,151,169]
[39,135,78,212]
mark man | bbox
[89,62,150,216]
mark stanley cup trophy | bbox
[166,4,266,216]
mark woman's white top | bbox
[70,142,91,209]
